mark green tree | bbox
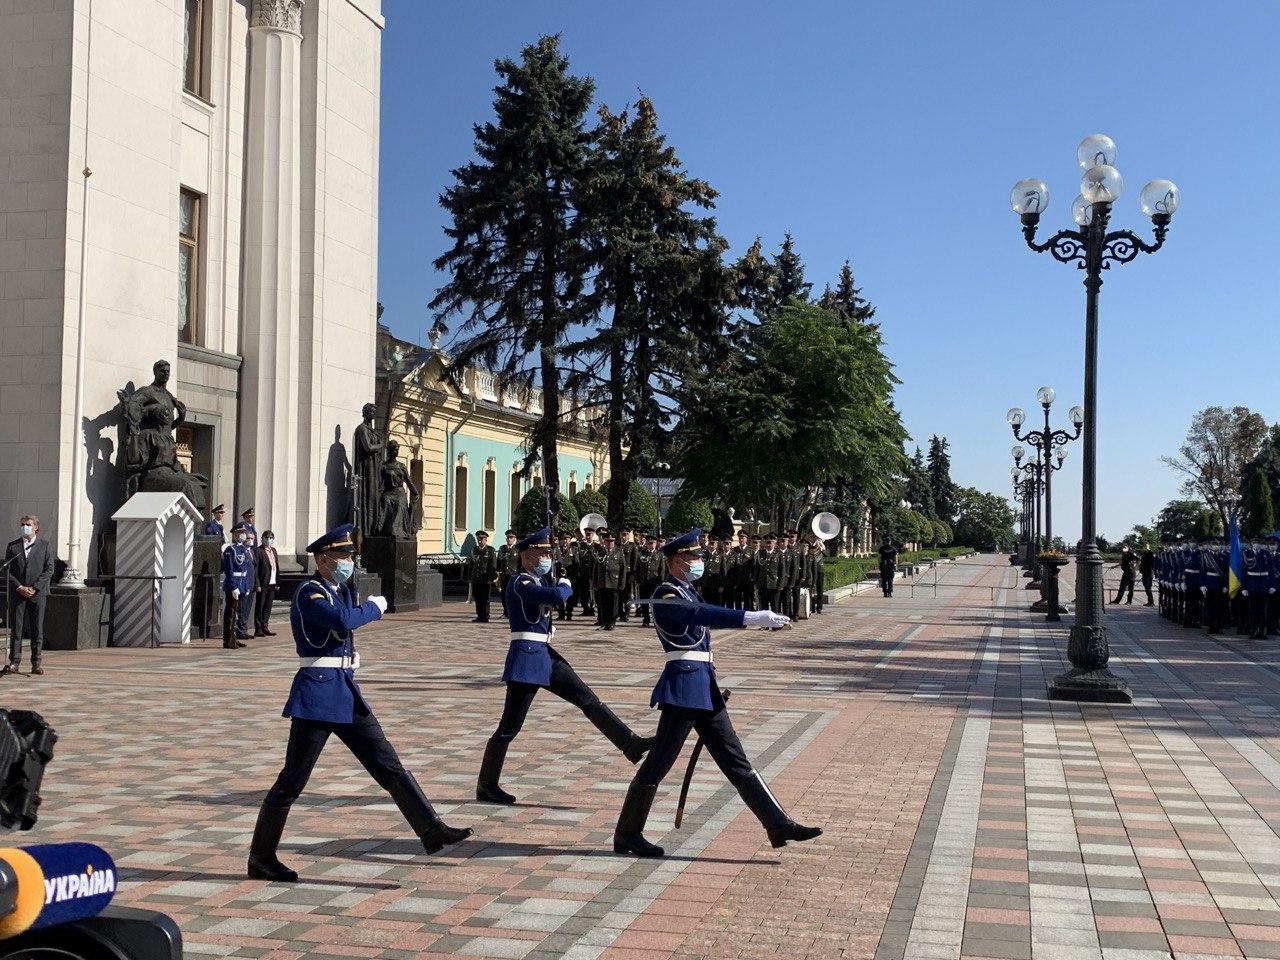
[1192,508,1222,540]
[952,486,1016,550]
[574,96,731,531]
[1162,405,1269,531]
[571,487,608,524]
[903,446,936,520]
[599,478,658,531]
[826,261,877,326]
[1242,424,1280,527]
[1123,524,1159,549]
[430,36,595,508]
[676,302,906,520]
[512,487,580,538]
[926,435,956,524]
[766,233,811,313]
[1156,499,1208,541]
[1242,468,1276,538]
[932,519,953,546]
[664,493,714,533]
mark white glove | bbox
[369,595,388,614]
[1201,587,1208,595]
[558,577,572,590]
[1243,590,1249,597]
[231,588,240,600]
[1270,587,1276,594]
[744,610,790,629]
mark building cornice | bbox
[178,342,243,371]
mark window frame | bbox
[509,473,522,529]
[183,0,209,98]
[483,466,497,531]
[178,188,203,345]
[453,463,468,532]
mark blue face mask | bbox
[263,537,274,547]
[687,560,705,581]
[20,524,32,538]
[535,558,553,576]
[333,559,355,583]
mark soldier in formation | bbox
[496,530,519,618]
[593,530,629,631]
[467,530,500,623]
[1156,541,1279,639]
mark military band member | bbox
[468,530,500,623]
[555,530,578,620]
[756,534,784,616]
[497,530,519,618]
[594,531,628,631]
[620,528,640,622]
[613,529,822,858]
[810,541,827,614]
[786,533,803,620]
[248,524,471,882]
[639,533,665,626]
[222,522,252,649]
[878,537,898,597]
[578,528,598,618]
[475,528,655,805]
[744,534,763,609]
[701,538,726,607]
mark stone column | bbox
[237,0,304,549]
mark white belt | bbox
[511,632,550,643]
[665,650,712,663]
[298,653,360,669]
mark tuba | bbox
[579,512,607,535]
[811,511,842,541]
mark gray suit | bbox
[6,537,55,665]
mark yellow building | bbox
[376,327,608,556]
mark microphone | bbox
[0,843,116,939]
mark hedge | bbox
[822,548,975,590]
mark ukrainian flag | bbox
[1228,515,1245,600]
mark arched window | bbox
[483,461,497,531]
[568,478,577,497]
[453,459,468,531]
[510,472,522,528]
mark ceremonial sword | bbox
[674,689,729,828]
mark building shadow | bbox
[324,424,352,529]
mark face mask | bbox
[236,533,246,543]
[687,560,705,581]
[263,537,274,547]
[20,524,32,537]
[333,559,355,583]
[535,558,553,576]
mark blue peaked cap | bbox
[516,527,553,551]
[306,523,357,554]
[661,528,702,558]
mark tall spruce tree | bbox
[903,446,937,520]
[573,96,731,529]
[830,261,877,326]
[767,233,811,313]
[926,435,956,523]
[429,35,595,503]
[1243,468,1276,538]
[732,237,775,320]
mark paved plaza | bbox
[8,555,1280,959]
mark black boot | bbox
[476,736,516,804]
[584,701,652,764]
[613,782,663,857]
[736,771,822,849]
[247,803,298,882]
[388,773,472,854]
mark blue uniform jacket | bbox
[204,520,224,539]
[1201,550,1225,590]
[1183,550,1201,591]
[282,575,383,723]
[650,576,745,711]
[503,571,572,686]
[221,544,253,594]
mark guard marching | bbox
[475,527,656,805]
[248,524,471,882]
[612,529,822,858]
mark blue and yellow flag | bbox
[1228,515,1245,600]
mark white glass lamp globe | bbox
[1139,179,1180,218]
[1007,407,1027,427]
[1068,405,1085,427]
[1012,444,1026,462]
[1037,386,1056,407]
[1081,164,1123,204]
[1010,179,1050,215]
[1076,134,1117,170]
[1055,448,1067,465]
[1071,195,1094,226]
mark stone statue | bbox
[376,440,418,540]
[119,359,207,510]
[352,402,385,536]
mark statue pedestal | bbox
[417,566,443,607]
[44,585,109,650]
[362,536,419,613]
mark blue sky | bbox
[376,1,1279,543]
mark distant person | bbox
[1138,544,1155,606]
[255,529,280,636]
[1112,545,1136,604]
[205,504,227,541]
[878,537,898,597]
[4,515,55,676]
[467,530,499,623]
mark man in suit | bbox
[5,515,55,675]
[205,504,227,541]
[255,529,281,637]
[467,530,500,623]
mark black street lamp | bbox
[1012,445,1042,580]
[1011,134,1178,703]
[1008,389,1082,621]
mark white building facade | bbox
[0,0,383,569]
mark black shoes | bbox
[736,771,822,849]
[247,804,298,882]
[476,737,517,805]
[30,662,43,676]
[389,774,472,854]
[614,782,663,858]
[623,734,656,765]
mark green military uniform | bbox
[593,536,628,631]
[467,533,500,622]
[756,541,785,615]
[496,530,519,617]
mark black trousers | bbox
[790,585,802,618]
[1249,590,1271,636]
[492,649,625,748]
[237,589,256,636]
[1182,587,1201,627]
[738,583,757,611]
[597,587,619,628]
[222,594,240,645]
[813,573,825,612]
[472,581,493,622]
[7,595,45,664]
[640,579,659,625]
[880,568,894,595]
[1114,572,1134,603]
[255,584,278,633]
[499,575,514,617]
[1141,573,1153,604]
[1204,587,1227,633]
[633,703,752,788]
[264,706,409,807]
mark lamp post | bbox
[1011,134,1178,703]
[654,461,670,537]
[1012,445,1041,577]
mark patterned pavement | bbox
[7,556,1280,959]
